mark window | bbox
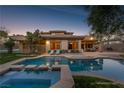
[50,41,61,50]
[81,44,84,49]
[68,41,78,49]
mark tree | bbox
[0,28,8,59]
[26,29,41,54]
[87,6,124,51]
[0,28,8,39]
[4,38,15,53]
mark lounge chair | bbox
[49,50,54,55]
[56,50,61,55]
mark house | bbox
[11,30,97,54]
[0,37,8,51]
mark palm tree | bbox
[26,29,41,54]
[87,5,124,52]
[4,38,15,53]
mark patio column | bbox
[78,40,81,52]
[84,42,86,52]
[61,40,68,50]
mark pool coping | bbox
[50,65,74,88]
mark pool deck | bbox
[51,65,74,88]
[39,52,124,60]
[62,52,124,59]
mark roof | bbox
[40,30,73,35]
[49,30,73,34]
[9,31,97,41]
[10,35,26,41]
[40,35,85,40]
[10,35,97,41]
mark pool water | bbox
[0,70,60,88]
[18,56,69,66]
[17,56,124,81]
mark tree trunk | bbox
[98,36,103,52]
[107,36,110,48]
[29,44,33,54]
[99,42,103,52]
[8,47,13,53]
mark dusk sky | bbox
[0,6,91,35]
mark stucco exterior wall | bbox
[78,40,82,52]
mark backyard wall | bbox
[103,42,124,52]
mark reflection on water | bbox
[43,56,104,71]
[117,59,124,65]
[0,70,60,88]
[19,56,104,71]
[16,56,124,81]
[69,59,103,71]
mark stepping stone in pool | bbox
[52,65,61,71]
[25,65,37,70]
[10,65,25,71]
[37,65,49,71]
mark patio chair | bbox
[55,50,61,55]
[49,50,54,55]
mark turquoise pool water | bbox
[17,56,124,81]
[0,70,60,88]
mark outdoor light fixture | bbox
[90,37,93,40]
[46,41,50,44]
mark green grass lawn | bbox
[0,53,34,64]
[73,76,124,88]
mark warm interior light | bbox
[46,41,50,44]
[90,37,94,40]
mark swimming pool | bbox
[0,70,60,88]
[17,56,124,82]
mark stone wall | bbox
[61,40,68,50]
